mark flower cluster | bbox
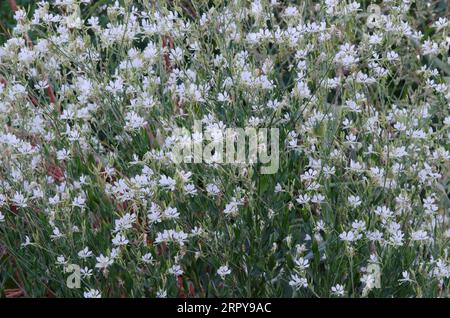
[0,0,449,297]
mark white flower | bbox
[0,211,4,223]
[50,227,64,240]
[294,257,310,271]
[81,267,93,278]
[434,17,448,30]
[224,201,239,215]
[142,253,154,264]
[191,226,203,236]
[184,183,197,195]
[274,183,283,193]
[386,51,399,61]
[112,233,129,246]
[113,213,136,233]
[159,175,176,191]
[12,191,28,208]
[56,255,67,266]
[398,271,412,284]
[147,206,162,224]
[348,195,362,208]
[217,265,231,279]
[360,274,375,290]
[206,183,221,196]
[0,194,6,207]
[289,274,308,289]
[124,111,147,131]
[410,230,429,241]
[83,289,101,298]
[339,230,361,242]
[367,230,384,242]
[295,81,311,99]
[311,193,325,203]
[334,43,359,67]
[168,264,184,276]
[389,230,404,246]
[95,254,113,270]
[217,91,230,102]
[155,229,188,246]
[156,289,167,298]
[331,284,345,296]
[163,206,180,220]
[21,235,32,247]
[296,194,310,204]
[352,220,366,232]
[78,247,93,259]
[72,193,86,208]
[110,247,120,259]
[106,77,124,94]
[56,148,70,160]
[283,6,299,17]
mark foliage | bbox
[0,0,449,298]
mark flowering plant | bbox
[0,0,449,298]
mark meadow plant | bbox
[0,0,449,298]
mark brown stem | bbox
[46,85,57,104]
[7,0,18,11]
[5,288,24,298]
[161,35,174,73]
